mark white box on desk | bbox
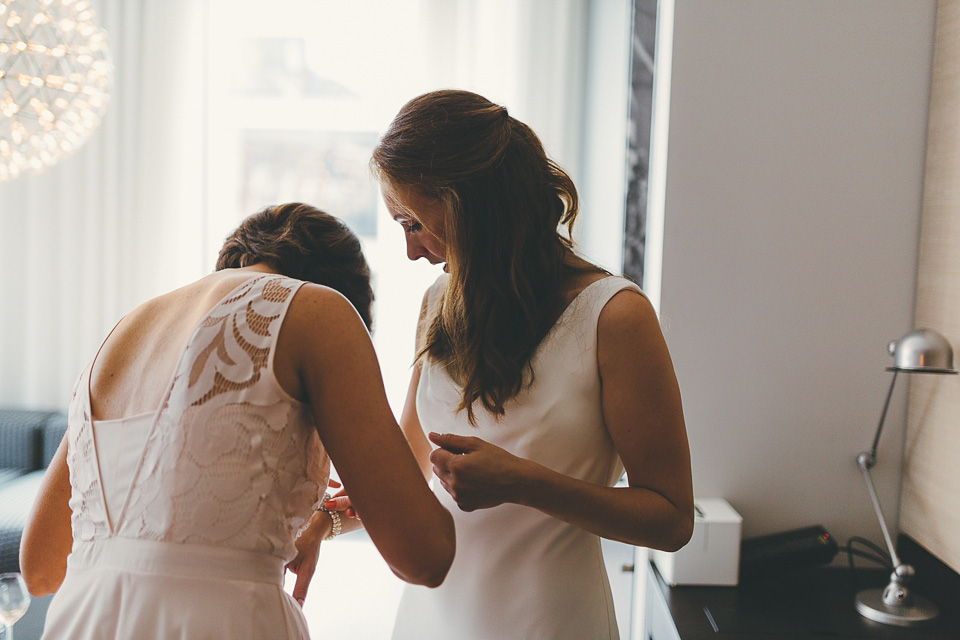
[651,498,742,586]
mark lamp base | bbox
[855,588,939,627]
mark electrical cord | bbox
[847,535,890,562]
[840,536,892,589]
[841,546,889,567]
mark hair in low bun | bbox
[217,203,374,330]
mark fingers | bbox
[324,494,360,519]
[291,555,317,607]
[428,432,479,454]
[433,474,477,513]
[435,474,452,495]
[429,446,458,469]
[430,450,458,497]
[327,478,342,489]
[324,495,352,511]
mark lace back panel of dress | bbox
[68,276,328,555]
[67,369,111,539]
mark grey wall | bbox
[652,0,937,547]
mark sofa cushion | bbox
[0,410,55,472]
[0,471,46,573]
[41,413,69,468]
[0,469,24,486]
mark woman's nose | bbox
[405,235,427,261]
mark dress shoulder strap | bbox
[576,275,646,321]
[178,274,306,409]
[416,274,450,355]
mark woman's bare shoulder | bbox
[274,283,375,402]
[286,282,366,330]
[596,286,659,339]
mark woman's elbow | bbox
[395,519,456,587]
[19,530,68,596]
[660,507,695,553]
[408,557,452,588]
[412,529,456,587]
[24,577,59,598]
[19,556,62,597]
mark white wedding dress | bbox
[392,275,642,640]
[42,275,328,639]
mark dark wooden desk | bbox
[645,561,960,640]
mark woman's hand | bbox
[324,493,360,520]
[284,479,342,606]
[286,508,332,607]
[427,432,529,512]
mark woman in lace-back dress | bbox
[357,90,695,639]
[19,203,455,639]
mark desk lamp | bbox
[855,329,957,627]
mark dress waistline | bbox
[67,538,285,585]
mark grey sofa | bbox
[0,409,68,574]
[0,408,67,640]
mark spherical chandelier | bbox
[0,0,111,182]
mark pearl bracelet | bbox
[318,493,341,540]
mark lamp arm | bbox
[856,455,901,568]
[856,369,902,567]
[866,370,899,464]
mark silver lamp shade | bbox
[887,329,957,374]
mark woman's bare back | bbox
[88,267,276,421]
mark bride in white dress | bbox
[19,203,455,639]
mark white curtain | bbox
[418,0,631,272]
[0,0,620,414]
[0,5,628,635]
[419,0,589,181]
[0,0,207,409]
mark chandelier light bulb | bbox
[0,0,112,182]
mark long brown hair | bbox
[217,203,374,330]
[372,90,587,424]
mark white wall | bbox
[649,0,937,550]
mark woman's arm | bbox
[289,347,432,606]
[290,286,436,603]
[398,286,435,480]
[20,435,73,595]
[308,286,436,516]
[279,284,455,587]
[396,363,433,481]
[429,289,694,551]
[333,285,436,493]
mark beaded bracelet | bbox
[318,493,341,540]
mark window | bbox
[203,4,450,635]
[205,0,441,415]
[200,2,631,635]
